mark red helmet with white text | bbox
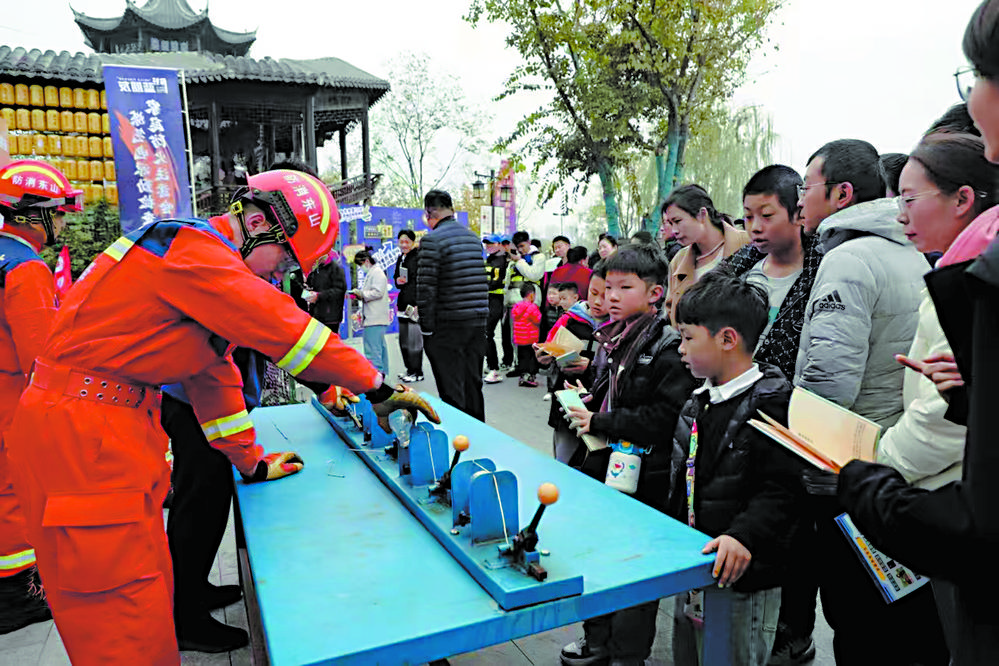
[0,159,83,245]
[229,170,339,272]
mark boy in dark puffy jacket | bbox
[669,270,804,666]
[559,245,697,666]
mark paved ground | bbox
[0,332,834,665]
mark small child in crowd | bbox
[559,245,697,666]
[511,282,542,387]
[540,283,564,344]
[669,270,804,666]
[537,271,609,463]
[557,281,580,311]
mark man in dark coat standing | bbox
[305,253,347,335]
[416,190,489,421]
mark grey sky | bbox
[1,0,985,225]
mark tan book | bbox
[554,389,608,452]
[749,387,881,472]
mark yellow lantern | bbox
[0,83,13,105]
[75,135,89,157]
[90,160,104,182]
[59,87,74,108]
[87,112,101,134]
[76,159,90,181]
[44,86,59,107]
[106,182,118,205]
[100,89,106,110]
[45,109,60,131]
[88,136,102,157]
[62,159,76,180]
[14,84,29,106]
[86,89,100,110]
[32,134,46,156]
[0,108,14,130]
[47,134,62,155]
[60,110,74,132]
[29,85,44,107]
[104,160,116,181]
[73,88,86,109]
[73,111,87,133]
[101,113,110,134]
[102,137,114,158]
[15,108,30,130]
[30,109,45,131]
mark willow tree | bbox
[683,104,778,217]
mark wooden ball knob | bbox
[537,482,559,505]
[452,435,470,452]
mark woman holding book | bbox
[839,3,999,662]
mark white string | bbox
[493,474,510,546]
[429,436,439,482]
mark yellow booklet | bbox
[537,327,586,367]
[748,387,881,472]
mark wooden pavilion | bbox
[1,0,387,209]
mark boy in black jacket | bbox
[559,245,697,666]
[670,271,803,666]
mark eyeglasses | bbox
[955,66,979,102]
[796,182,837,199]
[895,191,942,212]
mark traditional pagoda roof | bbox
[0,45,389,102]
[72,0,256,56]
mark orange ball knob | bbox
[537,482,559,505]
[452,435,470,452]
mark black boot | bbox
[176,612,249,653]
[0,567,52,635]
[204,583,242,610]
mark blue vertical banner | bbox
[102,66,192,233]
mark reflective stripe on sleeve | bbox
[103,237,135,262]
[0,547,36,572]
[201,409,253,442]
[276,319,331,376]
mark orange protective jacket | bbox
[0,229,55,575]
[42,217,380,475]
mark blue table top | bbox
[235,397,716,666]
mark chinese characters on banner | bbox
[102,66,191,233]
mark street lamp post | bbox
[472,169,513,235]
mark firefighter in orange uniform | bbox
[5,170,436,665]
[0,160,80,634]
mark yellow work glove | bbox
[319,385,360,416]
[371,385,441,434]
[243,451,304,483]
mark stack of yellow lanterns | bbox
[0,82,118,206]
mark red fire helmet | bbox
[0,159,83,214]
[235,170,340,272]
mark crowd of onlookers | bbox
[393,5,999,658]
[280,2,999,664]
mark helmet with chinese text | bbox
[229,170,339,273]
[0,159,83,245]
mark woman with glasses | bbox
[839,2,999,662]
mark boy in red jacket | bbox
[511,283,542,387]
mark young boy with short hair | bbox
[669,270,803,666]
[559,245,697,666]
[557,282,580,311]
[511,282,542,387]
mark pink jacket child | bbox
[512,298,542,345]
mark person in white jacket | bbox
[351,248,390,375]
[879,132,999,490]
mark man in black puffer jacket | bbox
[416,190,489,420]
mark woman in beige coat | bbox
[663,184,750,323]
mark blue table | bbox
[233,397,732,665]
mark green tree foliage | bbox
[683,104,778,217]
[467,0,651,236]
[40,201,122,278]
[617,0,782,220]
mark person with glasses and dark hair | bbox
[839,3,999,662]
[780,140,929,664]
[416,190,489,420]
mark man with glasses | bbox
[769,140,927,666]
[416,190,489,421]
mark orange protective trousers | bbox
[8,373,179,666]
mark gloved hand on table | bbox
[319,385,360,416]
[367,383,441,434]
[243,451,304,483]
